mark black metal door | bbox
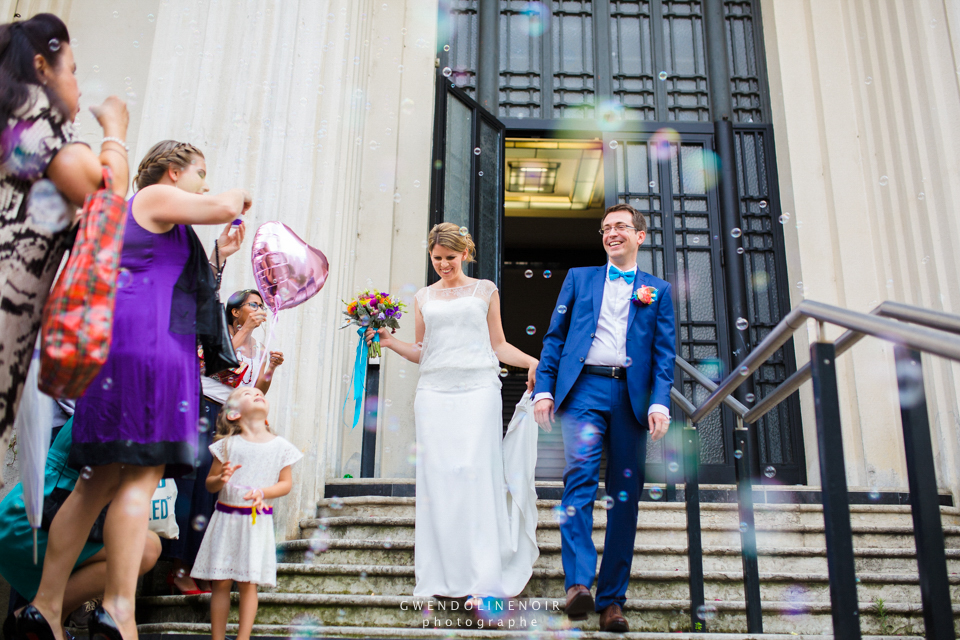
[603,130,737,484]
[430,72,506,286]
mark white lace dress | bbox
[413,280,539,597]
[191,435,302,586]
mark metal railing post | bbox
[893,347,956,640]
[360,360,380,477]
[734,416,763,633]
[683,418,706,632]
[810,342,861,639]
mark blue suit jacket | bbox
[534,266,677,423]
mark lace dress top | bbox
[415,280,501,392]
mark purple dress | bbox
[71,195,199,477]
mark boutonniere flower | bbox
[632,285,658,306]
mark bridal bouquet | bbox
[341,289,406,357]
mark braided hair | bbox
[133,140,204,191]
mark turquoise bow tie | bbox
[608,265,636,284]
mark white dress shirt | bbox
[535,262,670,419]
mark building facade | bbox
[2,0,959,540]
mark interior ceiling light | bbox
[508,162,559,193]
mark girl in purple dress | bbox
[26,141,251,640]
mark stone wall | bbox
[762,0,960,501]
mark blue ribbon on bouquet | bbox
[345,327,379,429]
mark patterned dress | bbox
[0,87,77,475]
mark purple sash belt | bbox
[216,501,272,524]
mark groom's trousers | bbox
[558,371,648,611]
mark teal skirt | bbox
[0,420,103,599]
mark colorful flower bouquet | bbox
[341,289,406,357]
[632,285,658,306]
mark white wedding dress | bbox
[412,280,539,598]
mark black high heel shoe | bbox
[87,606,122,640]
[14,605,55,640]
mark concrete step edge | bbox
[272,563,960,586]
[137,621,927,639]
[300,516,960,536]
[279,539,960,559]
[317,496,958,517]
[137,593,960,614]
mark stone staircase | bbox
[136,491,960,639]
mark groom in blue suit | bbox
[534,203,676,633]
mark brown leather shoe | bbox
[599,603,629,633]
[565,584,594,620]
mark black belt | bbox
[583,365,627,380]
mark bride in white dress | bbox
[367,222,542,598]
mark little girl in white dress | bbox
[191,386,302,640]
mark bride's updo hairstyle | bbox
[427,222,476,263]
[133,139,204,191]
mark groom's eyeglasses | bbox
[599,224,638,235]
[246,301,268,311]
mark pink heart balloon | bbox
[251,222,329,312]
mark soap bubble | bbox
[745,393,756,403]
[624,356,633,367]
[474,147,481,155]
[737,247,745,254]
[600,495,614,510]
[117,268,132,288]
[113,11,119,18]
[658,71,668,80]
[868,489,881,502]
[649,181,656,189]
[667,461,679,473]
[81,466,94,480]
[478,171,483,177]
[758,200,767,209]
[443,44,450,52]
[623,468,632,478]
[330,496,344,509]
[696,604,718,621]
[735,317,749,331]
[552,505,568,524]
[413,180,420,187]
[383,539,393,549]
[499,368,509,378]
[197,417,210,433]
[730,227,742,238]
[192,515,208,531]
[102,378,113,390]
[175,45,184,56]
[865,76,873,85]
[524,270,533,278]
[617,491,628,502]
[565,505,576,517]
[738,522,749,533]
[734,449,743,459]
[648,486,663,500]
[48,39,60,52]
[764,466,776,478]
[178,401,190,412]
[738,365,749,376]
[393,192,401,203]
[526,326,536,335]
[879,175,889,186]
[557,305,567,314]
[147,13,155,22]
[441,67,452,78]
[459,226,469,236]
[543,270,552,278]
[608,140,619,150]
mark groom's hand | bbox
[648,412,669,441]
[534,399,555,433]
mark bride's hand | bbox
[365,327,394,349]
[526,360,538,392]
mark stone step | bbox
[136,593,960,635]
[138,622,927,640]
[262,563,960,603]
[300,515,960,550]
[278,538,960,575]
[317,496,960,528]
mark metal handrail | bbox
[665,298,960,639]
[690,299,960,423]
[745,301,960,423]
